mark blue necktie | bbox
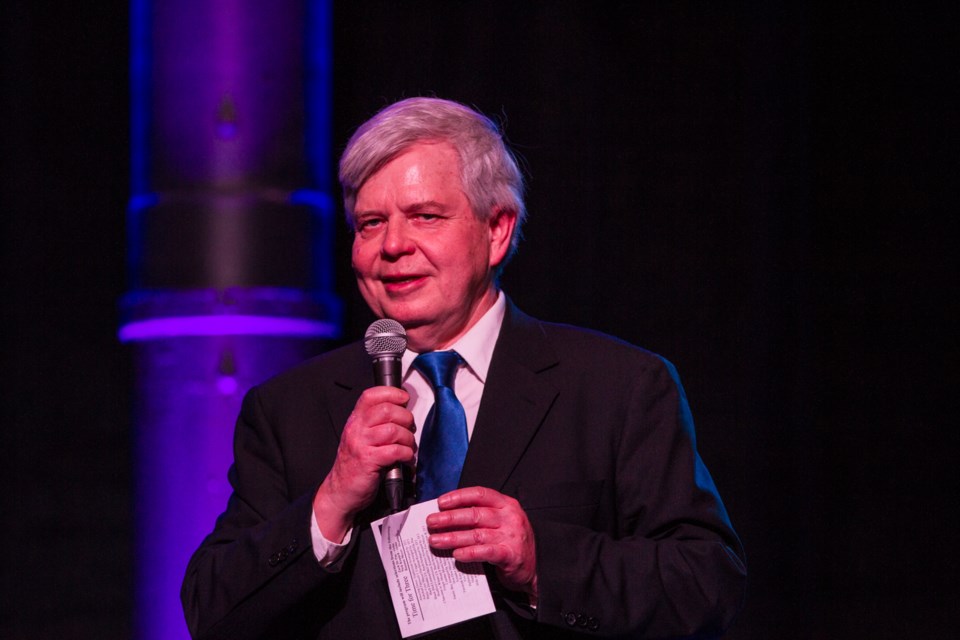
[413,351,468,503]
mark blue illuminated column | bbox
[121,2,336,638]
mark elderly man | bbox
[182,97,746,639]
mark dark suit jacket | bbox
[182,301,747,639]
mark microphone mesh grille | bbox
[364,319,407,356]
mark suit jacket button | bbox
[563,612,578,626]
[587,617,599,631]
[576,613,587,627]
[268,554,280,567]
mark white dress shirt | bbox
[311,292,507,564]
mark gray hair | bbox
[339,97,526,265]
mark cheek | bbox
[464,239,491,278]
[351,241,371,274]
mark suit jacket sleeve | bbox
[527,353,746,638]
[180,382,350,640]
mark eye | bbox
[356,217,384,233]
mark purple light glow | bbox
[119,314,339,342]
[128,1,335,637]
[216,375,239,395]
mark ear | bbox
[487,206,518,268]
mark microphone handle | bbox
[372,356,403,388]
[372,355,404,513]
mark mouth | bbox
[380,274,426,291]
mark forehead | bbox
[356,142,464,205]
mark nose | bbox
[381,217,415,259]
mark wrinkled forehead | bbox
[346,138,465,214]
[365,137,461,186]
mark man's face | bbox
[351,141,514,351]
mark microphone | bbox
[364,319,408,513]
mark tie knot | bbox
[413,351,464,390]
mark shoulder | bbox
[539,320,654,358]
[545,320,680,383]
[506,303,677,380]
[251,339,368,403]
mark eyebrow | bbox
[353,200,448,219]
[399,200,447,213]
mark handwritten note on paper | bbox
[371,499,495,637]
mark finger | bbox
[343,408,414,451]
[427,506,494,532]
[361,423,416,448]
[336,423,416,474]
[436,486,510,510]
[430,536,522,575]
[369,442,417,467]
[343,422,416,463]
[451,543,513,567]
[356,402,414,430]
[358,385,410,407]
[428,527,496,550]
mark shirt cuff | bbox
[310,508,353,569]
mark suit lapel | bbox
[327,343,370,438]
[459,301,559,492]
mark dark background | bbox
[2,1,957,637]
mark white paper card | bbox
[371,499,495,638]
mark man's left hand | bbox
[426,486,538,597]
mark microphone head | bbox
[364,319,407,357]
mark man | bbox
[182,97,746,639]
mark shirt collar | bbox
[401,290,506,384]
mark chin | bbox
[377,305,427,328]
